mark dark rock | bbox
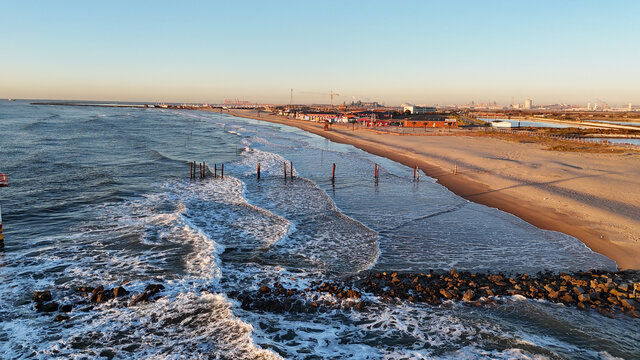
[609,288,627,299]
[620,298,639,311]
[113,286,129,298]
[54,315,70,322]
[35,302,59,313]
[76,286,94,293]
[439,289,453,300]
[32,291,52,303]
[145,284,165,293]
[259,285,271,294]
[132,292,150,305]
[59,304,73,313]
[577,293,591,303]
[560,294,575,303]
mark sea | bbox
[0,101,638,359]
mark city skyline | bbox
[1,1,639,105]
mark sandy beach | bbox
[219,109,640,270]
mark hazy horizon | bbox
[2,1,639,106]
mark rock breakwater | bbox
[232,269,640,318]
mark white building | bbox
[524,99,533,109]
[403,104,437,114]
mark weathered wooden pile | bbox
[31,283,165,321]
[232,269,640,318]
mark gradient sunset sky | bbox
[1,1,639,106]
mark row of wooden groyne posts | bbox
[188,161,424,184]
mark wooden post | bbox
[413,165,416,179]
[221,163,224,178]
[190,162,193,179]
[257,163,261,180]
[283,161,287,181]
[203,162,206,178]
[417,167,420,182]
[331,163,335,184]
[454,163,457,175]
[214,164,217,178]
[290,161,293,180]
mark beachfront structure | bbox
[403,105,437,114]
[358,118,391,127]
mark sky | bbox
[1,0,639,106]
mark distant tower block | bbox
[524,99,533,109]
[629,103,633,111]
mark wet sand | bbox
[215,109,640,270]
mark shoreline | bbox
[212,109,640,270]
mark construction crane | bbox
[302,91,341,106]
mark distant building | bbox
[524,99,533,109]
[403,104,437,114]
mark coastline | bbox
[213,109,640,270]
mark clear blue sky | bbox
[1,0,639,105]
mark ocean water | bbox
[0,101,637,359]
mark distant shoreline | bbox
[216,108,640,270]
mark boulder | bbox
[439,289,453,300]
[113,286,130,298]
[462,290,474,302]
[145,284,165,293]
[609,288,627,299]
[76,286,94,293]
[560,294,575,303]
[32,291,52,303]
[577,293,591,303]
[54,315,70,322]
[35,302,59,313]
[132,292,150,305]
[620,298,640,311]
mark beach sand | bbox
[217,109,640,270]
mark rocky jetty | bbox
[31,283,165,320]
[231,269,640,318]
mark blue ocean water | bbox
[0,101,637,359]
